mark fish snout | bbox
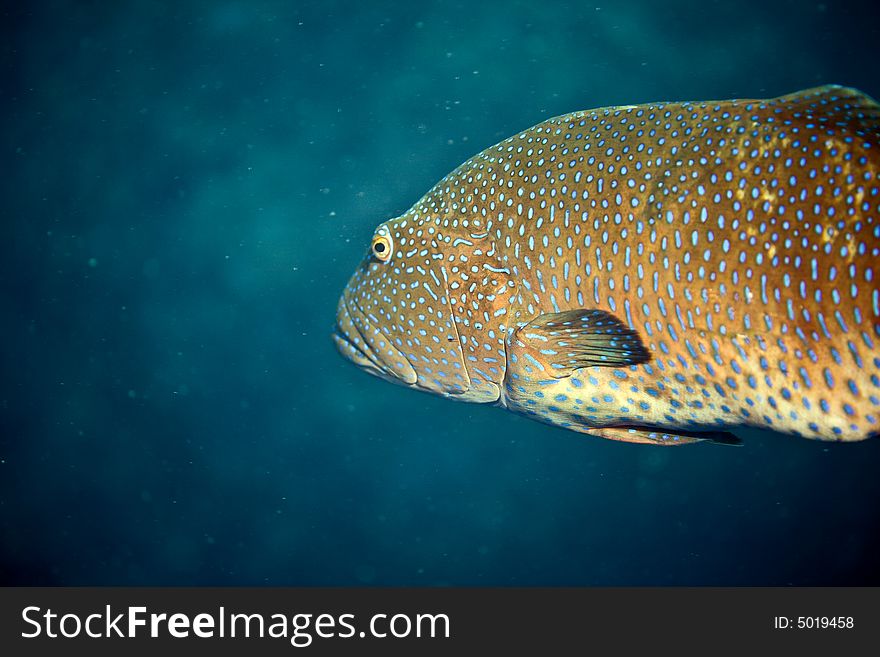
[333,292,417,386]
[333,294,378,372]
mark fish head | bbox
[334,201,515,403]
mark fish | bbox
[333,85,880,446]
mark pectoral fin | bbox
[507,308,650,379]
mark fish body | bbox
[335,85,880,445]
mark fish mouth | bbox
[332,327,379,375]
[333,293,418,386]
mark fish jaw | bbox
[333,276,505,401]
[333,292,418,386]
[333,247,487,399]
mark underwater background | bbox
[2,0,880,585]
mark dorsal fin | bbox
[771,84,880,131]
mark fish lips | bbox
[333,293,418,386]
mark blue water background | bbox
[2,0,880,585]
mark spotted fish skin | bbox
[335,85,880,444]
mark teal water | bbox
[2,0,879,585]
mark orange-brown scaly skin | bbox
[336,86,880,443]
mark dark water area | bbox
[2,0,880,585]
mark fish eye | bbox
[371,233,393,262]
